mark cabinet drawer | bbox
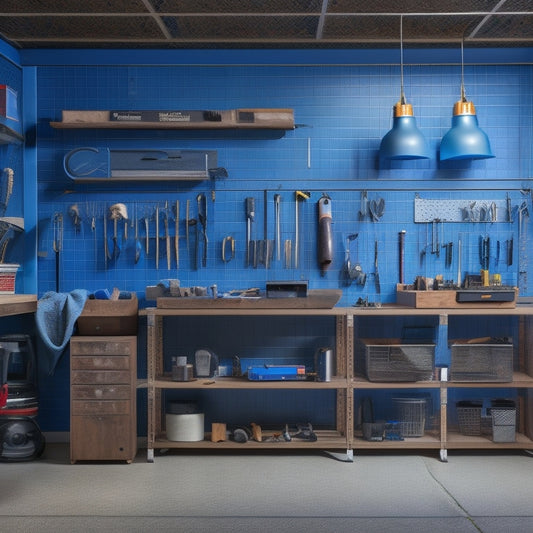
[71,355,130,370]
[72,384,131,401]
[71,370,131,385]
[70,414,136,462]
[72,400,131,415]
[70,339,135,356]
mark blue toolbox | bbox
[247,365,306,381]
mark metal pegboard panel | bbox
[414,197,511,223]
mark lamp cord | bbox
[400,15,406,105]
[460,35,467,102]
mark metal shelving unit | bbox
[140,304,533,463]
[141,306,353,462]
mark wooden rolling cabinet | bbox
[70,336,137,463]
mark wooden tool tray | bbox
[396,284,517,309]
[157,289,341,309]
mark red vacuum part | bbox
[0,383,7,408]
[0,406,38,417]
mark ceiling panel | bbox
[0,1,532,49]
[0,0,149,14]
[0,16,165,42]
[473,14,533,42]
[326,0,496,14]
[161,15,320,41]
[152,0,324,14]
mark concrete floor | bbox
[1,444,533,533]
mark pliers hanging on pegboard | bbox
[369,197,385,222]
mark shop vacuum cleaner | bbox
[0,334,45,461]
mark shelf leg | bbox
[439,448,448,463]
[147,448,154,463]
[323,449,354,462]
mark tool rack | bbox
[140,304,533,463]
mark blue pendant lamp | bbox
[440,38,494,161]
[380,16,429,160]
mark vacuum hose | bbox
[318,194,333,274]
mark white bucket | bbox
[165,413,204,442]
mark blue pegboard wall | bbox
[36,188,532,306]
[35,63,533,305]
[26,57,533,434]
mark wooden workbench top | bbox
[0,294,37,317]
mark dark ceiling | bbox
[1,0,533,50]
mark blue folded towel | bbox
[93,288,111,300]
[35,289,89,375]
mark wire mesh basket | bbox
[490,399,516,443]
[393,397,426,437]
[450,343,513,382]
[456,401,483,436]
[358,339,435,382]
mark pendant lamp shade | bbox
[440,100,494,161]
[440,37,494,161]
[379,16,429,161]
[380,102,430,160]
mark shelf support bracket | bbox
[323,449,354,462]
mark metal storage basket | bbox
[393,397,426,437]
[490,399,516,443]
[456,401,482,436]
[358,339,435,382]
[450,342,513,382]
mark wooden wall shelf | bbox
[50,109,295,131]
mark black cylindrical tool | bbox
[398,230,406,284]
[318,194,333,274]
[53,213,63,292]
